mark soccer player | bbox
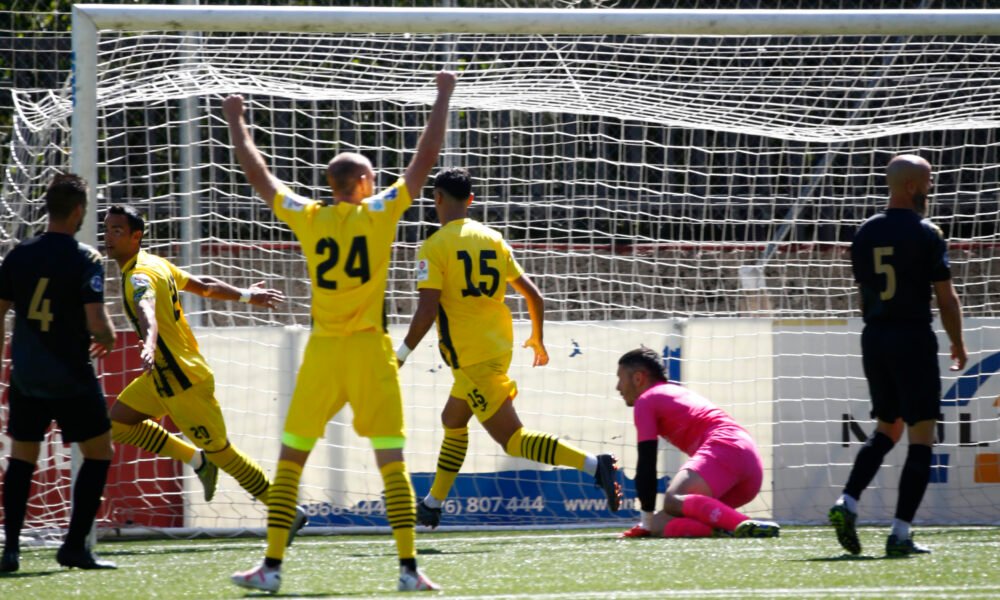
[222,71,456,593]
[0,174,118,571]
[829,154,966,557]
[615,347,780,539]
[396,167,622,527]
[102,205,301,534]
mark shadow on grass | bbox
[240,592,375,599]
[799,554,892,562]
[94,545,250,558]
[0,569,63,579]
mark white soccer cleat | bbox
[398,567,442,592]
[231,562,281,593]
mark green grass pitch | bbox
[2,526,998,598]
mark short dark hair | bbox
[433,167,472,201]
[44,173,88,220]
[106,204,146,237]
[618,347,668,383]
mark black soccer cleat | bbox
[56,545,117,570]
[886,534,931,558]
[416,499,442,529]
[286,505,309,547]
[0,549,20,573]
[195,451,218,503]
[828,503,861,555]
[594,454,623,512]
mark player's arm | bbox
[135,295,158,373]
[509,274,548,367]
[222,95,282,210]
[0,299,10,364]
[84,302,116,358]
[403,72,457,198]
[398,288,441,367]
[934,279,967,370]
[182,276,285,310]
[634,440,659,527]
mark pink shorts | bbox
[681,430,763,509]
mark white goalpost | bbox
[4,5,1000,542]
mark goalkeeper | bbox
[616,347,779,539]
[397,167,622,527]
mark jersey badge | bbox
[416,259,430,282]
[281,191,309,212]
[89,274,104,293]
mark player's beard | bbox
[913,192,928,216]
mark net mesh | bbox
[2,4,1000,540]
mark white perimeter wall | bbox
[184,318,1000,526]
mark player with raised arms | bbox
[103,204,300,542]
[616,347,780,539]
[223,71,456,593]
[397,167,623,527]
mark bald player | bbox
[829,154,966,557]
[223,71,455,593]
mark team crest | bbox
[89,274,104,293]
[282,192,308,212]
[416,259,429,282]
[368,197,386,212]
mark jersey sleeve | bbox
[924,221,951,282]
[0,253,13,301]
[502,240,525,281]
[633,396,660,443]
[79,249,105,305]
[167,261,192,290]
[272,187,320,236]
[363,178,413,223]
[127,270,157,307]
[415,238,445,291]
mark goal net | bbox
[3,6,1000,541]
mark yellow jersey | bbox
[120,250,212,397]
[416,218,524,368]
[273,178,411,337]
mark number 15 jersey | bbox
[273,178,412,337]
[416,218,524,368]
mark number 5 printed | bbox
[874,246,896,301]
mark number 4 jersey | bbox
[416,217,525,368]
[0,232,105,397]
[273,178,412,337]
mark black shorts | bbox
[6,378,111,443]
[861,322,941,426]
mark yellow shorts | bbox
[285,331,404,443]
[450,352,518,422]
[117,373,229,452]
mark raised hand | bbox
[222,95,246,120]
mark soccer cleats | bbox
[416,499,442,529]
[287,506,309,547]
[0,549,19,573]
[398,567,442,592]
[231,562,282,592]
[886,534,931,557]
[56,545,117,569]
[732,519,781,538]
[828,503,861,555]
[195,451,218,502]
[619,525,652,538]
[594,454,623,512]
